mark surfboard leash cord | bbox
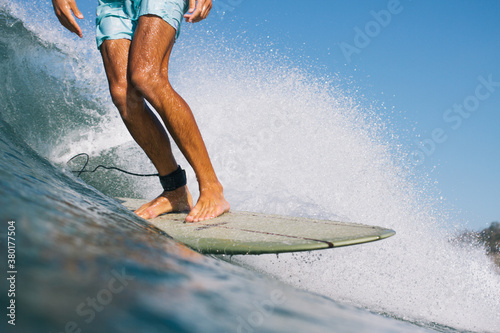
[67,153,159,178]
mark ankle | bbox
[199,181,224,194]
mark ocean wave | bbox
[1,1,499,332]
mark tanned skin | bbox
[52,0,230,222]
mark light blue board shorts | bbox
[96,0,188,49]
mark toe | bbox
[185,207,199,222]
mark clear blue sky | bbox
[74,0,499,230]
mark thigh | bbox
[100,39,133,98]
[128,14,177,78]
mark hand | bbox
[51,0,84,38]
[184,0,212,23]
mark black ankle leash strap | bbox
[159,166,187,191]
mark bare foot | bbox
[185,183,230,222]
[135,185,193,219]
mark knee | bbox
[108,83,128,111]
[108,83,139,122]
[129,64,169,97]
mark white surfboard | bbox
[118,198,395,255]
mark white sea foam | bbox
[170,33,500,333]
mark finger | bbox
[65,14,83,37]
[55,5,83,37]
[185,10,200,23]
[183,0,212,23]
[183,0,197,22]
[73,23,83,38]
[57,13,76,34]
[189,4,203,22]
[71,2,84,19]
[200,2,212,20]
[188,0,196,13]
[196,0,211,21]
[69,2,84,36]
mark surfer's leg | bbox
[100,38,193,217]
[128,15,230,222]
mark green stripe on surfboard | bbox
[118,198,395,255]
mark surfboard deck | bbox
[118,198,395,255]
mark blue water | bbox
[1,2,499,332]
